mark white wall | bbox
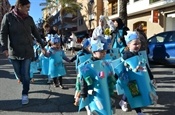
[166,17,175,31]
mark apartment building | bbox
[0,0,11,27]
[75,0,104,36]
[42,0,175,38]
[42,0,78,37]
[108,0,175,37]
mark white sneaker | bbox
[119,100,128,112]
[22,95,29,105]
[137,112,145,115]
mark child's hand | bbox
[41,48,47,55]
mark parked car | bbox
[147,30,175,65]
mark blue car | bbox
[148,31,175,65]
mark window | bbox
[149,0,161,4]
[79,18,83,26]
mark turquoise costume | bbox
[40,45,50,75]
[75,36,116,115]
[113,55,158,108]
[112,29,125,54]
[105,48,120,61]
[78,59,116,115]
[48,48,67,78]
[30,44,41,78]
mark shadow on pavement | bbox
[0,92,83,113]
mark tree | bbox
[119,0,129,26]
[83,1,97,31]
[43,0,82,35]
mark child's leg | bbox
[85,106,91,115]
[47,75,53,84]
[58,76,64,89]
[135,108,144,115]
[119,94,128,112]
[58,76,62,85]
[53,77,59,87]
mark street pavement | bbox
[0,51,175,115]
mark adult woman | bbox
[135,24,148,52]
[0,0,45,104]
[112,18,129,54]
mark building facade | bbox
[0,0,11,27]
[42,0,175,38]
[76,0,104,36]
[107,0,175,37]
[41,0,78,37]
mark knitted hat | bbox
[91,36,108,52]
[125,31,139,45]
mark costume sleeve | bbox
[70,54,77,62]
[62,50,70,62]
[0,13,9,52]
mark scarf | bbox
[12,7,28,19]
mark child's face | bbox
[127,39,141,52]
[52,42,60,49]
[45,27,50,33]
[93,50,106,59]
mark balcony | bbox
[108,0,118,16]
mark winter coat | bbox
[0,12,44,59]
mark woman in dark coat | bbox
[112,17,129,55]
[0,0,46,105]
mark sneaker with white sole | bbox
[119,100,128,112]
[22,95,29,105]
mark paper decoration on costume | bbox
[78,60,115,115]
[104,48,120,61]
[111,58,126,95]
[138,50,150,67]
[115,55,158,108]
[91,38,107,52]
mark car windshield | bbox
[148,31,175,43]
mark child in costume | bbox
[39,35,52,84]
[70,38,91,70]
[44,34,71,89]
[75,36,116,115]
[30,40,42,83]
[72,38,91,107]
[118,31,157,115]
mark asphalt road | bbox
[0,51,175,115]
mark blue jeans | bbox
[10,59,31,95]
